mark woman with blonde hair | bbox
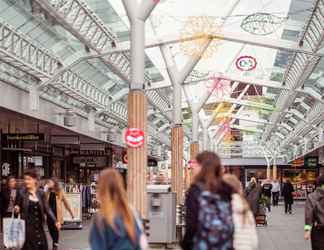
[223,174,258,250]
[89,168,145,250]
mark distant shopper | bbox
[304,175,324,250]
[261,179,272,212]
[282,179,294,214]
[89,169,145,250]
[223,174,258,250]
[45,178,74,250]
[245,177,262,217]
[271,179,280,206]
[0,176,18,218]
[15,168,60,250]
[182,151,234,250]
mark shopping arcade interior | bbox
[0,0,324,216]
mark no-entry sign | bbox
[125,128,145,148]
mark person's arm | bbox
[181,185,200,250]
[61,191,74,219]
[304,195,314,240]
[41,191,57,224]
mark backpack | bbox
[194,191,234,250]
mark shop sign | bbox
[291,158,304,167]
[148,159,158,167]
[3,133,44,141]
[1,162,10,176]
[235,55,257,71]
[305,157,318,168]
[62,193,82,222]
[125,128,144,148]
[73,156,107,167]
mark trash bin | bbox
[147,185,176,244]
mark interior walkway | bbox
[0,202,311,250]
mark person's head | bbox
[46,178,61,193]
[317,175,324,187]
[223,174,243,195]
[6,176,16,189]
[23,168,39,190]
[189,159,201,177]
[97,168,136,243]
[194,151,225,192]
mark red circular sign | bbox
[125,128,145,148]
[235,55,257,71]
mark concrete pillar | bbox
[88,110,96,132]
[272,156,277,180]
[171,126,184,205]
[202,126,209,150]
[29,83,39,111]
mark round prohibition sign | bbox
[125,128,145,148]
[236,55,257,71]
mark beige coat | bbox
[46,189,74,224]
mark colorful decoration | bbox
[207,76,231,98]
[180,16,222,59]
[240,13,286,36]
[125,128,145,148]
[236,56,257,71]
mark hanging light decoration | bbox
[240,12,287,36]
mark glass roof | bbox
[0,0,323,158]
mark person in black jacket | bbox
[282,179,294,214]
[0,176,17,218]
[181,151,231,250]
[14,168,60,250]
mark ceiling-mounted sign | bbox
[235,56,257,71]
[3,133,44,141]
[125,128,145,148]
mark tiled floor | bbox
[0,202,312,250]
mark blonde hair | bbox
[97,169,136,243]
[223,174,252,224]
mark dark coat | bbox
[282,182,294,205]
[305,188,324,227]
[181,182,203,250]
[15,188,56,224]
[0,188,11,215]
[245,183,262,216]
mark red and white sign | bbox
[236,56,257,71]
[125,128,145,148]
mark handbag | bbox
[3,212,25,249]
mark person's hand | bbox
[14,205,20,214]
[56,222,61,230]
[304,230,311,240]
[71,214,75,220]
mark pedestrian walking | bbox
[223,174,258,250]
[261,180,272,212]
[304,175,324,250]
[1,176,18,218]
[181,151,234,250]
[14,168,60,250]
[89,168,146,250]
[282,179,294,214]
[271,179,280,206]
[245,177,262,217]
[45,178,75,250]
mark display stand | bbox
[61,192,83,230]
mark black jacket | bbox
[181,182,203,250]
[0,188,16,216]
[282,182,294,204]
[305,188,324,227]
[15,188,56,224]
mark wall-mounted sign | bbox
[125,128,144,148]
[73,156,107,167]
[291,158,304,168]
[235,56,257,71]
[305,157,318,168]
[3,133,44,141]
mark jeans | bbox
[284,202,292,213]
[272,192,279,206]
[47,218,59,247]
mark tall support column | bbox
[171,126,184,204]
[202,126,209,150]
[88,110,96,132]
[122,0,156,217]
[190,109,200,161]
[127,90,147,216]
[272,155,277,180]
[29,82,40,111]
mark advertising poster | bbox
[62,193,82,222]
